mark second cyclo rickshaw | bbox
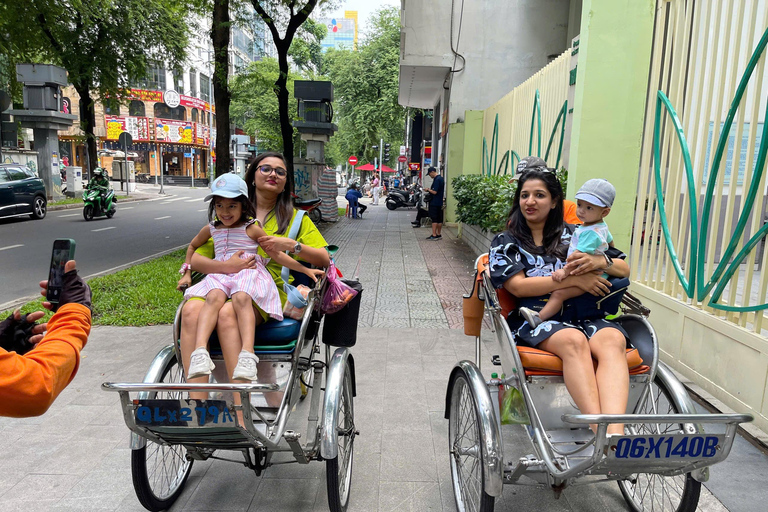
[446,253,752,512]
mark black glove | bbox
[52,269,92,312]
[0,313,38,355]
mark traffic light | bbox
[383,143,391,161]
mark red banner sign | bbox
[348,156,358,165]
[155,118,194,144]
[128,89,164,103]
[408,163,421,171]
[105,116,151,141]
[180,94,213,113]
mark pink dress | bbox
[184,219,283,320]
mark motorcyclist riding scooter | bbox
[83,168,116,220]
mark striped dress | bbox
[184,219,283,320]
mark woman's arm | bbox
[504,270,612,297]
[247,223,324,281]
[566,252,630,278]
[257,236,330,268]
[191,250,256,274]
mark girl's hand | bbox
[258,236,295,253]
[566,251,607,276]
[551,268,567,283]
[177,275,192,291]
[568,272,612,296]
[303,268,325,283]
[225,250,256,272]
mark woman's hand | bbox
[565,251,607,276]
[258,236,295,254]
[567,272,612,296]
[223,250,257,273]
[303,268,325,283]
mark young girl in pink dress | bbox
[178,174,323,381]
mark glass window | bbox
[192,109,198,122]
[104,99,120,115]
[23,168,36,178]
[7,167,27,181]
[0,170,9,183]
[129,100,145,117]
[132,62,166,91]
[200,74,210,102]
[153,104,186,121]
[172,70,183,93]
[189,69,198,97]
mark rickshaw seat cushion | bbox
[517,346,646,375]
[254,318,301,344]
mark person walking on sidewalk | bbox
[424,167,444,240]
[371,173,381,205]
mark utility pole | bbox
[379,137,383,171]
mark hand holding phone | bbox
[47,239,76,304]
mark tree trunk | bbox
[212,0,231,178]
[74,83,97,180]
[275,41,294,174]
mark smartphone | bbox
[46,239,76,303]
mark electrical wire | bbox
[449,0,467,74]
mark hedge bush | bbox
[452,168,568,233]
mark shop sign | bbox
[195,123,210,146]
[408,163,421,171]
[180,94,213,113]
[61,97,72,114]
[105,116,150,141]
[155,118,194,144]
[129,89,163,102]
[164,90,181,108]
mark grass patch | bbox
[49,195,129,206]
[2,249,186,327]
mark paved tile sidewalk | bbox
[0,200,742,511]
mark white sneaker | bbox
[188,347,215,379]
[232,351,259,381]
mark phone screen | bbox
[47,240,73,303]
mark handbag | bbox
[462,272,485,336]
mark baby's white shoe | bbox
[232,351,259,381]
[188,347,215,379]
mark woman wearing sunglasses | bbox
[179,152,330,410]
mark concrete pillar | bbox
[33,127,62,200]
[567,0,655,250]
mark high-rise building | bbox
[319,11,358,51]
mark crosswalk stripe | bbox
[57,213,80,218]
[161,197,188,203]
[0,244,23,251]
[92,227,116,232]
[155,216,171,220]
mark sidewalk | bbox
[0,199,765,511]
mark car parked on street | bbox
[0,164,47,220]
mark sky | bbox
[319,0,399,34]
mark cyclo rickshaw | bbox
[447,253,752,512]
[103,261,360,512]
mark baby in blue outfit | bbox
[520,178,619,328]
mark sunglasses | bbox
[258,165,288,177]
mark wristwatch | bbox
[604,254,614,269]
[292,242,302,254]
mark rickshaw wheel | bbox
[131,353,193,511]
[618,376,701,512]
[448,371,495,512]
[326,364,355,512]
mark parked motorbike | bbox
[83,186,117,221]
[293,195,323,223]
[386,183,421,210]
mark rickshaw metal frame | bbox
[448,254,753,498]
[104,276,356,464]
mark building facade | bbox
[319,10,358,51]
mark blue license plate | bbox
[135,399,236,427]
[607,434,724,460]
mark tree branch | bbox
[35,12,64,56]
[251,1,282,44]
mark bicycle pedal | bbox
[491,355,502,366]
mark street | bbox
[0,185,209,306]
[1,203,767,511]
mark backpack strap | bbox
[281,210,307,289]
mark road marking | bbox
[120,206,134,210]
[0,244,23,251]
[92,227,116,232]
[185,198,201,203]
[161,197,188,203]
[155,216,171,220]
[198,209,208,212]
[57,213,80,218]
